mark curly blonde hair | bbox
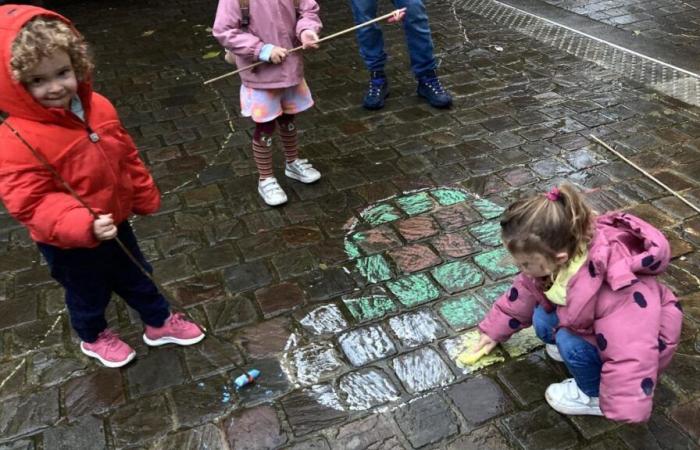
[10,16,93,83]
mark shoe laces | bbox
[421,76,446,95]
[95,329,122,350]
[367,78,385,97]
[167,312,189,330]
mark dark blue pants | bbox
[38,222,169,343]
[349,0,437,76]
[533,305,602,397]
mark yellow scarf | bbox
[544,249,588,306]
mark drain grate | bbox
[457,0,700,107]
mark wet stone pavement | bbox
[1,0,700,448]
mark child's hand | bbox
[224,50,235,65]
[387,8,406,23]
[470,333,498,357]
[93,214,117,240]
[300,30,320,49]
[269,46,289,64]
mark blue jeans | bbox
[533,306,602,397]
[349,0,436,76]
[38,222,170,343]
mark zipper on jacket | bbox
[86,126,100,143]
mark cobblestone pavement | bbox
[1,0,699,448]
[539,0,700,54]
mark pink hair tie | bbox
[546,187,560,202]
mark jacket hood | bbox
[0,4,92,123]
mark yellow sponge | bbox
[457,347,489,365]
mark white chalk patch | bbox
[388,310,445,348]
[299,305,349,335]
[339,325,397,367]
[291,342,345,385]
[339,369,400,410]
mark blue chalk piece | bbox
[234,369,261,390]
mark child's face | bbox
[512,251,567,278]
[25,50,78,110]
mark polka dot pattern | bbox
[508,287,519,302]
[588,260,596,278]
[596,333,607,351]
[633,292,647,308]
[641,378,654,396]
[508,318,521,329]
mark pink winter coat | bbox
[479,212,683,423]
[212,0,322,88]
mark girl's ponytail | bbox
[558,184,594,257]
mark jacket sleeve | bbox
[478,273,546,342]
[212,0,265,59]
[117,127,161,215]
[296,0,322,39]
[0,166,98,248]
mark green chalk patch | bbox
[386,273,440,307]
[472,198,505,219]
[361,204,401,226]
[431,260,484,293]
[396,192,434,215]
[431,188,471,206]
[468,221,502,247]
[474,248,519,280]
[438,294,486,330]
[356,254,393,283]
[343,295,397,322]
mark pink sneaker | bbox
[143,312,205,347]
[80,329,136,368]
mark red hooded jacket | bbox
[0,5,160,249]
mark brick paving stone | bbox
[343,288,397,322]
[496,353,560,407]
[205,294,258,333]
[662,353,700,397]
[281,225,323,248]
[396,192,435,216]
[63,369,126,419]
[28,350,87,388]
[432,260,484,294]
[388,244,442,273]
[0,389,59,444]
[361,204,402,226]
[432,232,479,259]
[568,414,620,441]
[503,404,580,450]
[125,348,186,397]
[447,376,513,431]
[351,226,403,255]
[669,398,700,444]
[289,342,345,385]
[223,260,273,293]
[281,385,348,436]
[339,325,397,367]
[433,203,481,231]
[386,273,440,307]
[236,316,293,359]
[616,413,698,449]
[236,231,281,262]
[327,413,397,450]
[338,368,400,410]
[152,423,227,450]
[302,268,356,302]
[471,198,506,220]
[235,358,293,408]
[392,347,455,393]
[477,281,512,306]
[108,395,173,448]
[355,254,393,284]
[283,437,331,450]
[42,415,105,450]
[0,295,37,331]
[469,221,503,247]
[389,310,447,348]
[395,393,459,447]
[171,376,235,427]
[396,216,440,242]
[224,405,287,449]
[272,249,319,280]
[474,248,519,280]
[501,328,544,358]
[296,304,349,336]
[438,294,487,330]
[255,282,305,318]
[444,425,515,449]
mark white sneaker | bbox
[545,378,604,416]
[258,177,287,206]
[285,159,321,183]
[546,343,564,362]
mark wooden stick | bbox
[203,8,407,85]
[589,134,700,214]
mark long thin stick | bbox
[589,134,700,214]
[203,8,406,85]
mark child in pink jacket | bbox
[469,184,683,423]
[213,0,322,206]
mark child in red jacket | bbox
[0,5,204,368]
